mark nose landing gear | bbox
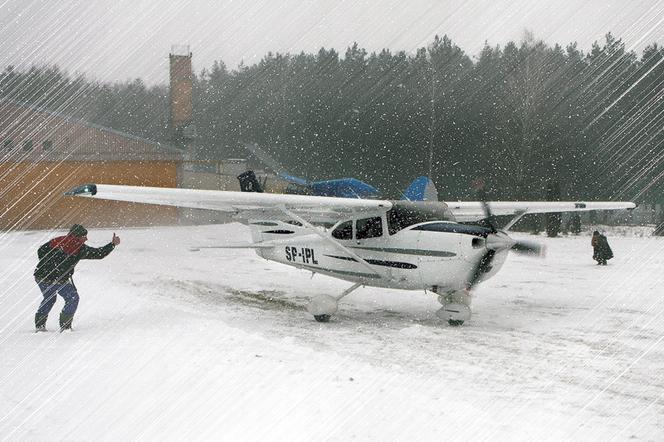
[435,289,472,326]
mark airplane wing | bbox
[446,201,636,222]
[65,184,392,224]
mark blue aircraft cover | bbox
[402,176,437,201]
[311,178,380,199]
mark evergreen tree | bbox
[1,33,661,207]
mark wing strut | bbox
[278,206,383,279]
[503,210,527,231]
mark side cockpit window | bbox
[356,216,383,239]
[332,220,353,240]
[387,207,421,235]
[387,201,454,235]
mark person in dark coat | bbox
[591,230,613,266]
[33,224,120,332]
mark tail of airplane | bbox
[238,165,436,201]
[402,177,438,201]
[237,170,264,193]
[244,143,383,198]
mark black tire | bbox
[314,314,331,323]
[448,319,464,327]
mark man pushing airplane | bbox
[33,224,120,332]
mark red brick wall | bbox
[169,54,193,129]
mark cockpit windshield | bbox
[386,201,454,235]
[331,220,353,240]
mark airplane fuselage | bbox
[249,219,509,291]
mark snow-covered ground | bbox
[1,223,662,441]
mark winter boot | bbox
[35,313,48,332]
[59,313,74,332]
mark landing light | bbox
[64,184,98,196]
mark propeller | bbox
[466,179,545,290]
[476,180,498,234]
[511,239,545,256]
[467,248,496,289]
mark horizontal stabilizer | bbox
[190,243,275,251]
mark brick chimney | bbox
[169,45,195,145]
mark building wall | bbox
[180,171,241,191]
[1,101,180,162]
[0,161,179,230]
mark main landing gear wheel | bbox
[307,283,362,323]
[307,294,338,322]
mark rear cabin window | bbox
[356,216,383,239]
[332,220,353,240]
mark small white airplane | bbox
[66,183,635,325]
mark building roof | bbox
[0,98,183,162]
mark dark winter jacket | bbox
[591,233,613,262]
[34,234,115,283]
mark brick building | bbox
[0,99,183,230]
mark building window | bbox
[3,139,14,150]
[42,140,53,151]
[22,140,33,151]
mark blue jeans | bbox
[36,280,79,317]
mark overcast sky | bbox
[0,0,662,85]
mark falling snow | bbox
[0,1,663,440]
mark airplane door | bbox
[354,216,395,281]
[414,226,465,287]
